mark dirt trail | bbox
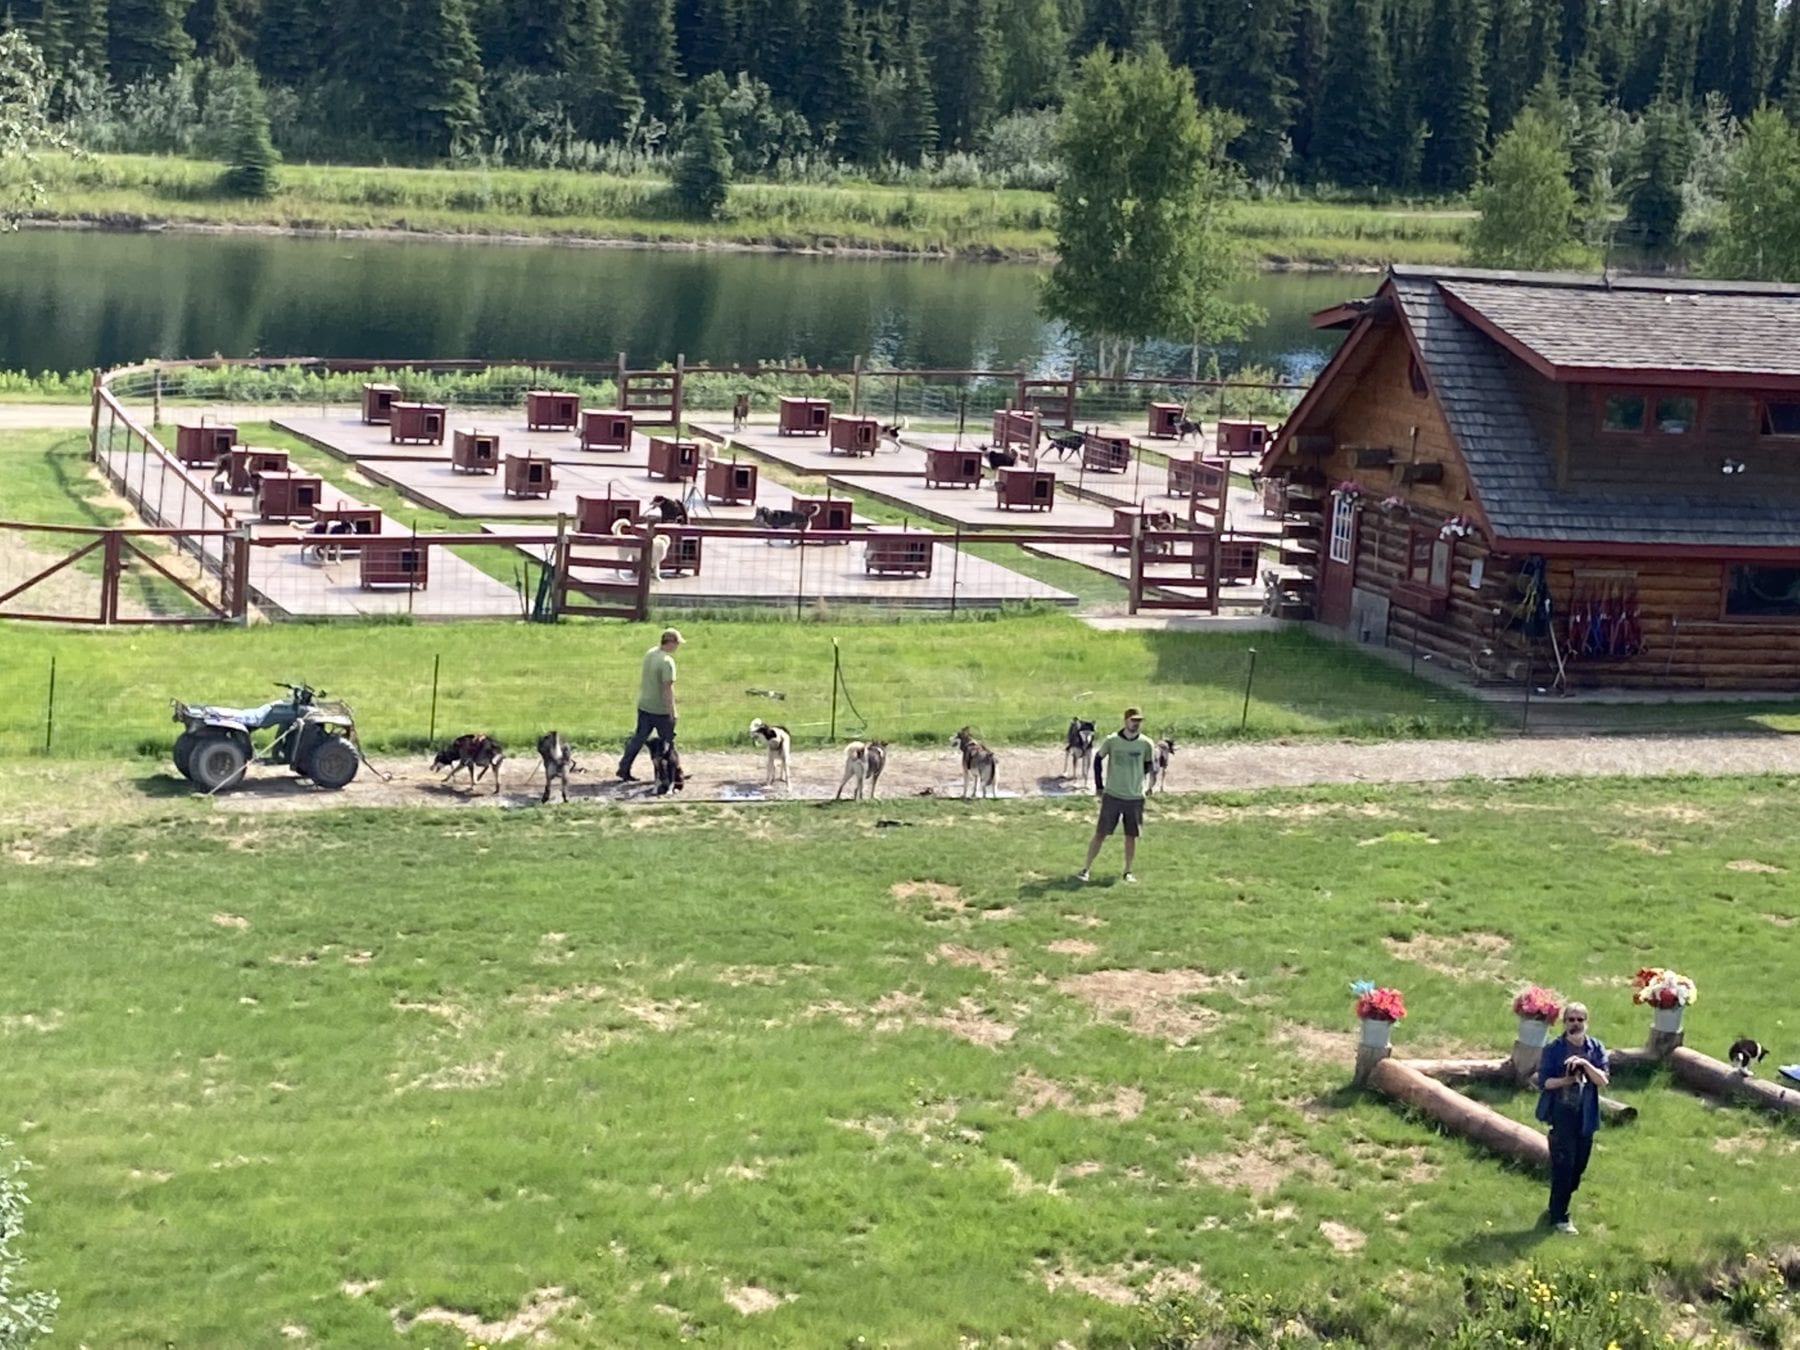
[191,730,1800,813]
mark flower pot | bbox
[1359,1017,1393,1049]
[1515,1017,1550,1048]
[1651,1005,1684,1034]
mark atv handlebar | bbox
[273,680,324,702]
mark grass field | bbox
[28,153,1478,266]
[3,770,1798,1346]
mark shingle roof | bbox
[1391,273,1800,549]
[1438,279,1800,377]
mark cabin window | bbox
[1725,565,1800,617]
[1329,494,1356,564]
[1653,395,1698,434]
[1760,400,1800,437]
[1601,393,1647,434]
[1599,389,1702,436]
[1407,528,1453,595]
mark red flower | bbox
[1354,987,1407,1022]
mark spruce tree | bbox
[893,15,937,163]
[1628,93,1691,250]
[1772,0,1800,109]
[739,0,803,105]
[186,0,258,65]
[671,99,730,217]
[1206,0,1294,182]
[1728,0,1772,118]
[800,0,872,160]
[254,0,317,85]
[1285,0,1325,178]
[618,0,681,121]
[1695,0,1735,102]
[1557,0,1593,72]
[1485,0,1534,137]
[33,0,68,74]
[1422,0,1487,193]
[1313,0,1389,188]
[995,0,1066,111]
[930,0,998,150]
[216,63,280,196]
[565,0,641,141]
[398,0,484,154]
[674,0,736,81]
[64,0,103,73]
[107,0,195,86]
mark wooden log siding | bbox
[1349,506,1504,667]
[1321,330,1472,518]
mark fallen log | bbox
[1369,1057,1549,1170]
[1668,1047,1800,1117]
[1404,1057,1514,1084]
[1607,1047,1662,1072]
[1598,1094,1637,1124]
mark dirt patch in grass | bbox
[922,995,1016,1047]
[1046,938,1100,957]
[1039,1259,1210,1306]
[1620,803,1714,823]
[391,998,477,1033]
[1319,1220,1366,1253]
[813,989,1014,1047]
[396,1052,506,1093]
[1274,1021,1347,1065]
[1187,1090,1243,1118]
[1011,1068,1144,1119]
[340,1278,383,1298]
[891,880,966,912]
[929,943,1009,975]
[619,998,692,1031]
[1039,1263,1138,1306]
[1062,913,1107,928]
[0,1009,64,1034]
[1383,930,1512,982]
[210,912,250,929]
[722,1280,794,1315]
[1057,968,1239,1045]
[1349,1139,1441,1182]
[1766,913,1796,927]
[1727,859,1785,873]
[391,1285,575,1342]
[1183,1127,1331,1198]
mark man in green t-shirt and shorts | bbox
[617,627,683,782]
[1076,707,1154,883]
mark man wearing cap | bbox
[618,627,683,783]
[1077,707,1154,883]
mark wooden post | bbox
[1648,1025,1685,1059]
[1369,1058,1550,1170]
[1353,1041,1391,1087]
[230,524,252,622]
[617,352,628,411]
[1668,1047,1800,1117]
[851,354,863,417]
[89,370,103,460]
[673,353,685,426]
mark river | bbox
[0,229,1357,380]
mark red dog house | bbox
[360,539,430,590]
[309,503,384,536]
[219,447,289,494]
[864,530,934,577]
[579,408,636,452]
[995,467,1056,511]
[828,415,879,456]
[525,390,580,431]
[575,492,638,535]
[1148,402,1183,439]
[253,471,323,522]
[703,457,757,505]
[390,402,447,445]
[452,429,501,474]
[924,446,983,489]
[991,408,1041,453]
[791,493,852,541]
[504,454,557,499]
[1217,420,1273,457]
[361,383,400,425]
[659,531,703,577]
[646,437,701,483]
[174,423,236,469]
[777,396,830,436]
[1081,432,1132,473]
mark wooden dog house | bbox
[360,538,429,590]
[1219,537,1264,584]
[995,467,1055,511]
[791,493,852,541]
[504,454,557,500]
[219,447,289,494]
[1081,432,1132,473]
[451,429,501,474]
[361,382,400,425]
[575,492,638,535]
[659,531,704,577]
[1148,402,1183,439]
[924,446,983,489]
[253,471,324,523]
[991,407,1041,453]
[174,423,236,468]
[525,390,581,431]
[778,396,830,436]
[828,415,879,456]
[703,457,758,505]
[309,503,383,537]
[1217,419,1272,457]
[390,402,447,445]
[864,530,934,578]
[646,436,701,483]
[579,408,636,452]
[1110,506,1167,554]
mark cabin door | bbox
[1318,493,1360,627]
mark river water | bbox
[0,229,1357,379]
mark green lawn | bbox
[2,772,1797,1346]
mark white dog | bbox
[749,717,792,785]
[835,740,887,800]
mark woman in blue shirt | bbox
[1535,1001,1609,1235]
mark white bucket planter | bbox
[1651,1005,1684,1034]
[1359,1017,1394,1049]
[1515,1017,1551,1048]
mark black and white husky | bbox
[750,717,792,785]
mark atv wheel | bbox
[303,735,360,790]
[173,731,201,781]
[189,735,249,792]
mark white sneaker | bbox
[1553,1221,1578,1235]
[1074,869,1089,882]
[1122,872,1138,883]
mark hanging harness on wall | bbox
[1504,555,1568,688]
[1565,580,1644,660]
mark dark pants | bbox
[619,709,675,776]
[1546,1125,1593,1223]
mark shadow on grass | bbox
[1441,1222,1555,1264]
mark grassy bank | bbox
[2,771,1797,1345]
[25,153,1473,266]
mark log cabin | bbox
[1260,265,1800,691]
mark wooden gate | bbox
[1015,376,1077,428]
[618,352,684,424]
[0,523,244,624]
[1129,524,1222,614]
[552,529,652,620]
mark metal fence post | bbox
[43,656,56,755]
[428,653,441,745]
[1240,647,1259,733]
[795,533,806,620]
[830,639,840,742]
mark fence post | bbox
[428,652,441,745]
[950,525,961,618]
[43,656,56,755]
[830,639,840,742]
[635,529,655,620]
[88,371,102,460]
[408,522,417,618]
[851,355,863,417]
[1128,515,1144,615]
[153,366,163,428]
[231,524,252,622]
[1240,647,1259,732]
[1520,665,1533,736]
[795,531,806,620]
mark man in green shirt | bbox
[1077,706,1153,883]
[617,627,683,782]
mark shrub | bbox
[0,1137,57,1350]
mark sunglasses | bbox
[1565,1017,1587,1025]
